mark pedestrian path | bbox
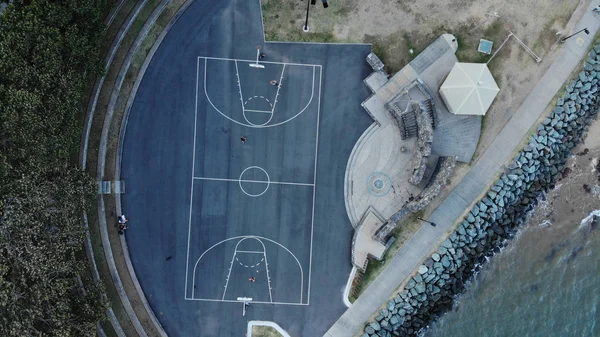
[324,3,600,336]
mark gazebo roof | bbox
[439,62,499,116]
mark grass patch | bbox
[103,1,139,50]
[456,20,505,63]
[87,202,138,336]
[252,326,283,337]
[349,211,424,302]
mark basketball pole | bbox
[237,297,252,316]
[250,46,264,68]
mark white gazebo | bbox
[439,62,499,116]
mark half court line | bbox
[193,176,314,187]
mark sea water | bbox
[424,202,600,337]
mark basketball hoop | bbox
[237,297,253,316]
[249,45,265,68]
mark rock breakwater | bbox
[362,43,600,337]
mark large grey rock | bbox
[441,255,451,268]
[418,265,428,274]
[370,322,381,331]
[415,282,426,294]
[432,253,441,261]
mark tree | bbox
[0,169,107,336]
[0,0,113,335]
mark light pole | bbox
[301,0,328,33]
[302,0,311,32]
[417,217,437,227]
[561,28,589,43]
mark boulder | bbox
[418,265,428,274]
[415,282,426,294]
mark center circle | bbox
[239,166,270,197]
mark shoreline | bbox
[362,38,600,337]
[423,130,600,336]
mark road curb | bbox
[80,2,149,336]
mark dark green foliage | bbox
[0,0,111,335]
[0,170,104,336]
[0,0,107,179]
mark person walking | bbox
[241,136,247,144]
[259,53,265,59]
[248,277,255,282]
[269,80,281,88]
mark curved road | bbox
[121,0,372,336]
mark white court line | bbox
[201,57,318,128]
[270,64,286,114]
[234,60,245,114]
[184,298,308,306]
[191,235,304,303]
[244,109,272,113]
[221,247,238,300]
[222,238,269,301]
[201,55,321,67]
[235,250,265,254]
[262,248,273,303]
[183,57,200,299]
[193,176,314,187]
[307,65,322,305]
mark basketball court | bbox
[183,52,322,305]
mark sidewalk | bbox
[324,3,600,337]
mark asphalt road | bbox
[121,0,373,335]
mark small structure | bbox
[439,62,499,116]
[478,39,494,54]
[351,207,394,271]
[366,52,385,73]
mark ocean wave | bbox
[578,209,600,230]
[577,209,600,230]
